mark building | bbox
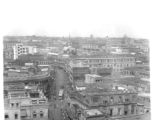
[137,93,150,113]
[115,78,150,93]
[4,86,49,120]
[74,81,86,91]
[84,74,103,84]
[90,67,112,76]
[18,54,45,62]
[69,83,148,120]
[3,41,20,50]
[4,64,53,99]
[4,49,14,61]
[123,65,150,79]
[71,54,135,75]
[81,43,101,54]
[68,61,90,82]
[79,109,107,120]
[13,43,37,60]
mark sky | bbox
[2,0,152,38]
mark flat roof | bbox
[86,74,102,78]
[71,54,135,59]
[84,109,103,116]
[75,81,86,87]
[138,93,150,98]
[124,66,150,72]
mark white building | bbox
[84,74,103,84]
[75,81,86,91]
[13,43,37,60]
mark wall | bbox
[5,108,21,120]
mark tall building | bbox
[13,43,37,60]
[71,54,135,75]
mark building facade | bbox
[4,89,48,120]
[71,55,135,75]
[68,84,147,120]
[13,43,37,60]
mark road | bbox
[49,68,69,120]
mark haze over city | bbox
[2,0,151,39]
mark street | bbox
[49,68,69,120]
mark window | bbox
[16,103,19,107]
[11,103,14,107]
[124,111,128,115]
[131,105,135,114]
[92,96,99,103]
[40,111,43,118]
[110,97,114,103]
[15,114,18,119]
[118,108,121,115]
[109,109,113,116]
[5,114,9,119]
[103,100,108,104]
[33,111,36,118]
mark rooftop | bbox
[70,54,135,59]
[124,66,150,73]
[75,81,86,87]
[83,109,103,116]
[86,74,102,78]
[138,93,150,99]
[70,61,89,68]
[81,82,137,95]
[4,66,50,82]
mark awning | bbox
[21,110,27,117]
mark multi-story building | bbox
[114,76,150,93]
[90,67,112,76]
[4,65,53,99]
[4,49,14,61]
[81,43,100,54]
[71,54,135,75]
[13,43,37,60]
[137,93,150,113]
[79,109,107,120]
[123,65,150,79]
[3,41,20,50]
[4,86,48,120]
[68,61,90,82]
[84,74,103,84]
[18,54,45,62]
[68,83,149,120]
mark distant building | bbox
[4,49,14,61]
[71,54,135,75]
[81,43,101,54]
[13,43,37,60]
[85,74,103,84]
[68,61,90,82]
[123,65,150,79]
[91,67,112,76]
[3,41,20,50]
[114,76,150,93]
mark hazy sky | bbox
[2,0,151,38]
